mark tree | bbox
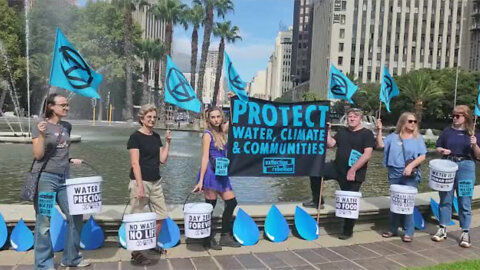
[185,3,204,90]
[195,0,233,106]
[398,70,444,123]
[112,0,149,121]
[0,0,25,113]
[134,39,165,105]
[150,0,186,119]
[212,21,240,106]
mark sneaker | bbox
[460,232,472,248]
[431,227,447,242]
[61,259,91,267]
[219,233,241,247]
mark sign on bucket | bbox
[390,184,417,214]
[335,191,361,219]
[429,159,458,191]
[66,176,103,215]
[123,212,157,251]
[184,203,213,238]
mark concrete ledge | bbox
[2,185,480,233]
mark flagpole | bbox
[316,177,325,223]
[378,100,382,119]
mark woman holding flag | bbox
[193,106,241,250]
[376,113,427,242]
[32,93,89,269]
[432,105,480,248]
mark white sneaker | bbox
[460,232,472,248]
[431,227,447,242]
[61,259,91,267]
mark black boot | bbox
[219,233,241,247]
[203,233,222,250]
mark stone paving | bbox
[1,224,480,270]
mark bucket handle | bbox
[121,196,154,221]
[81,160,100,175]
[182,192,200,211]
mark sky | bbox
[172,0,294,82]
[76,0,294,82]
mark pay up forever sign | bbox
[227,97,330,176]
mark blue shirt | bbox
[383,133,427,168]
[436,127,480,157]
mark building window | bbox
[339,28,345,38]
[338,56,343,65]
[339,43,344,52]
[342,1,347,10]
[340,15,346,24]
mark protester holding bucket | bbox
[31,93,90,269]
[127,104,171,265]
[307,108,375,240]
[432,105,480,247]
[192,106,241,249]
[376,113,427,242]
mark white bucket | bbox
[335,191,362,219]
[429,159,458,191]
[66,176,103,215]
[183,203,213,238]
[123,212,157,251]
[390,184,418,214]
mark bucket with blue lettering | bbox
[123,213,157,250]
[335,191,361,219]
[66,176,103,215]
[429,159,458,191]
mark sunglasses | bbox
[453,114,463,119]
[407,120,418,124]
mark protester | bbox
[376,113,427,242]
[32,93,89,269]
[127,104,171,265]
[432,105,480,247]
[305,108,375,240]
[193,106,241,249]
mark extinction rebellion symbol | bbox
[228,63,245,90]
[330,73,348,97]
[59,46,93,89]
[166,67,196,102]
[383,75,394,98]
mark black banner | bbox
[227,97,330,176]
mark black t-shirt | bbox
[334,127,376,182]
[127,130,163,181]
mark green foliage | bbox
[409,259,480,270]
[302,91,319,101]
[0,0,25,108]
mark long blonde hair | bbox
[452,105,474,136]
[205,107,227,150]
[395,112,420,138]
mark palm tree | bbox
[195,0,233,105]
[399,71,444,123]
[134,39,165,105]
[112,0,149,121]
[150,0,186,108]
[212,21,241,107]
[151,40,166,107]
[185,3,204,90]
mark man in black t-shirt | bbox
[303,108,375,240]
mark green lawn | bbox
[409,260,480,270]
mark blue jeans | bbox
[439,160,474,230]
[34,172,84,270]
[388,168,419,237]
